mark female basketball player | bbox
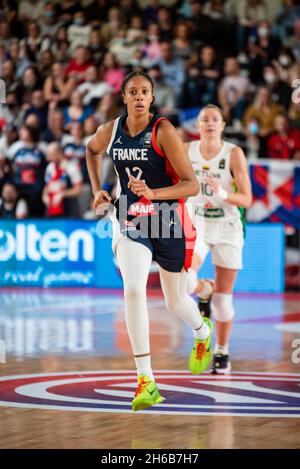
[186,104,252,374]
[86,71,213,411]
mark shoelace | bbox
[135,379,149,397]
[196,342,206,360]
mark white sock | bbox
[134,355,154,381]
[194,320,210,341]
[214,343,229,355]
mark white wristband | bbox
[216,186,228,201]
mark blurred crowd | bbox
[0,0,300,219]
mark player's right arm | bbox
[86,121,114,210]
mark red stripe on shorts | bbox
[176,201,196,271]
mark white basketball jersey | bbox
[188,139,241,222]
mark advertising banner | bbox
[0,220,284,292]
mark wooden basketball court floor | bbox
[0,288,299,449]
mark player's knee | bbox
[186,268,198,295]
[124,284,145,302]
[211,293,235,322]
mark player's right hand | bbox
[93,190,112,212]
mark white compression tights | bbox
[116,237,205,359]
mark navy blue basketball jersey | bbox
[107,113,179,209]
[106,113,196,272]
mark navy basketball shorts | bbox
[111,202,196,273]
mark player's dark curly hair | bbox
[121,71,154,94]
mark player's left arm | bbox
[206,146,252,208]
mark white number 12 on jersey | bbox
[125,166,143,180]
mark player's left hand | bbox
[205,176,219,193]
[205,176,228,201]
[128,175,155,200]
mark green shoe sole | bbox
[132,395,165,412]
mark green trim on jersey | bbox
[232,181,246,238]
[195,206,225,218]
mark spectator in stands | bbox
[177,63,207,109]
[147,65,176,117]
[119,0,142,24]
[38,49,55,79]
[21,21,45,63]
[64,122,92,216]
[18,0,46,21]
[43,61,75,105]
[41,2,61,39]
[188,0,216,45]
[101,6,124,44]
[127,14,145,44]
[57,0,79,23]
[202,0,236,54]
[155,41,185,99]
[172,20,195,61]
[67,10,91,53]
[248,19,282,84]
[243,86,284,137]
[11,124,46,217]
[76,65,113,107]
[88,28,106,64]
[85,0,109,25]
[1,60,17,94]
[142,0,159,25]
[64,122,87,181]
[0,91,22,130]
[43,105,68,145]
[101,52,125,94]
[0,151,13,195]
[24,113,41,134]
[140,22,162,65]
[263,65,291,111]
[51,26,71,65]
[0,182,28,219]
[0,20,16,49]
[0,123,18,161]
[63,90,93,126]
[266,114,300,160]
[43,142,83,218]
[218,57,250,122]
[109,28,140,66]
[244,116,261,159]
[65,46,92,83]
[272,47,295,83]
[284,18,300,62]
[195,45,221,105]
[24,89,48,132]
[236,0,267,53]
[8,40,32,80]
[156,6,173,41]
[274,0,300,42]
[19,66,42,104]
